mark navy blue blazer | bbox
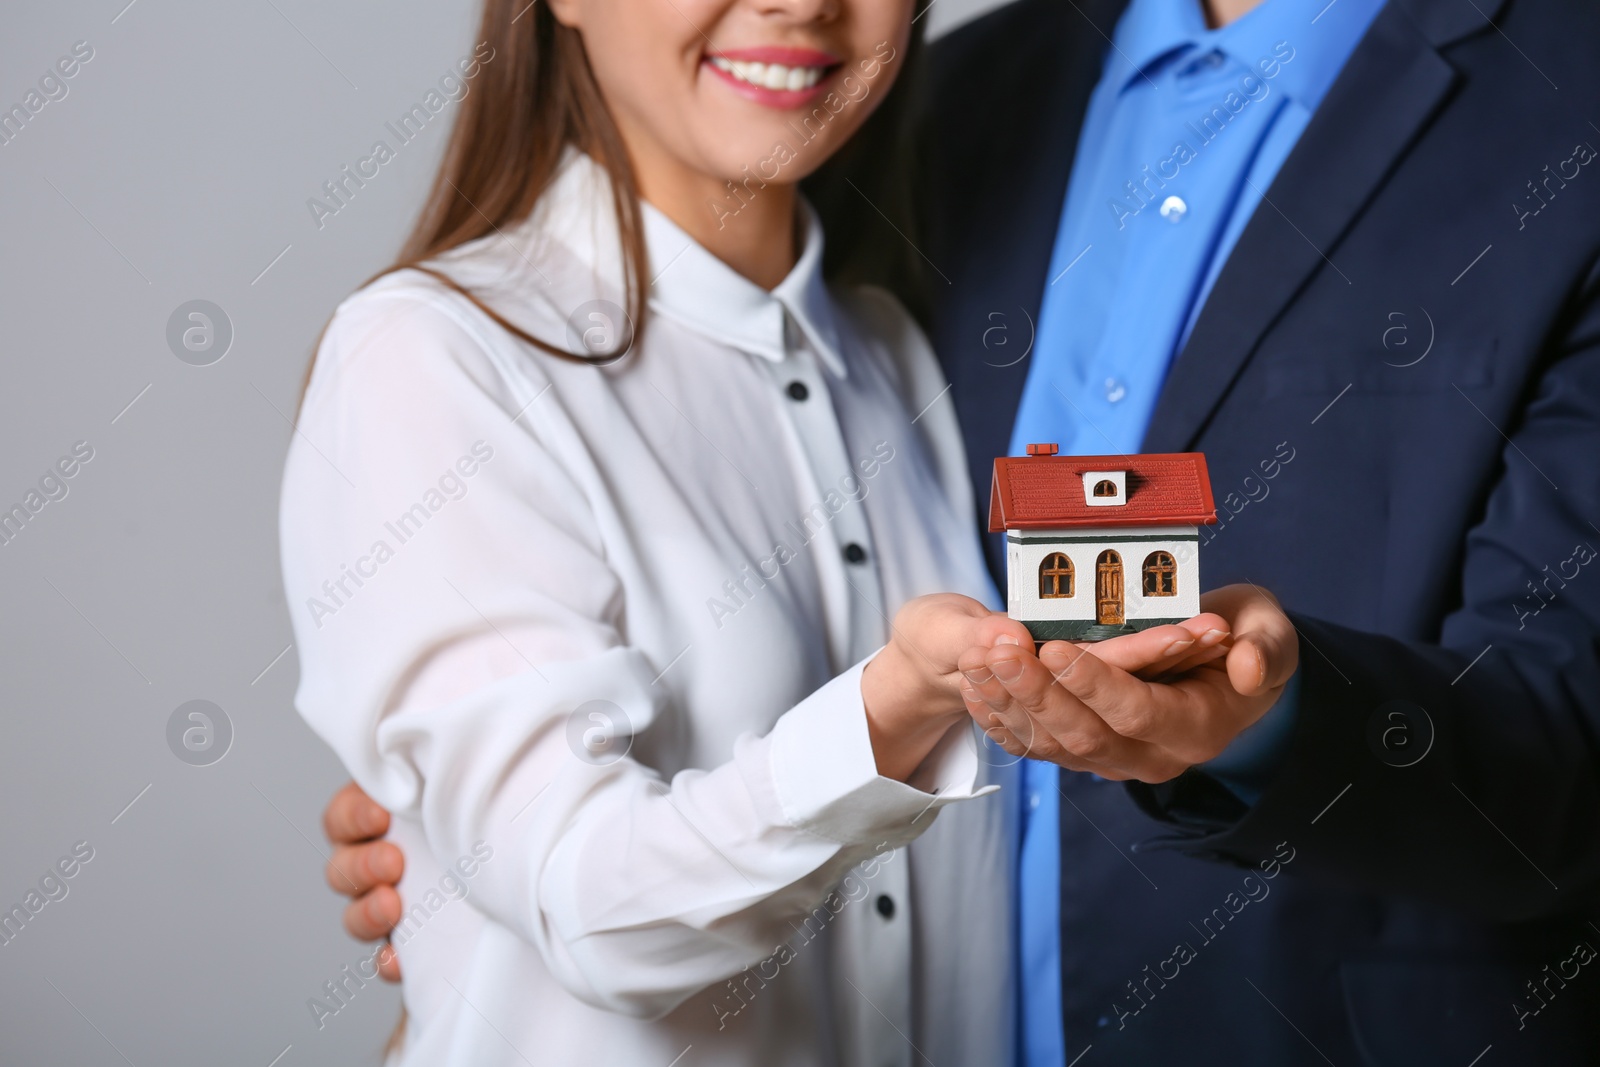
[832,0,1600,1062]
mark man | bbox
[915,0,1600,1062]
[327,0,1600,1061]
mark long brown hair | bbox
[389,1,648,363]
[300,0,645,417]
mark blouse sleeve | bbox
[280,280,992,1018]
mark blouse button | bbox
[843,543,868,564]
[875,894,895,919]
[786,381,810,401]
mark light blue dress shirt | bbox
[1004,1,1386,1064]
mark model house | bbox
[989,446,1217,642]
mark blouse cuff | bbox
[760,653,998,845]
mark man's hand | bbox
[323,781,404,982]
[958,584,1298,783]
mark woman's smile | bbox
[704,46,841,108]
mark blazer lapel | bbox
[1140,0,1508,453]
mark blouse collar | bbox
[528,150,848,378]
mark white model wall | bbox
[1007,526,1201,623]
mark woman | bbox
[285,0,1270,1059]
[282,0,1034,1062]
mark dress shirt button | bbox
[875,894,895,919]
[843,542,868,564]
[1159,195,1188,223]
[786,381,809,401]
[1103,378,1127,404]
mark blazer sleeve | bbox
[1131,260,1600,922]
[281,283,991,1019]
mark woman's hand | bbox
[861,594,1030,781]
[957,584,1298,783]
[323,781,405,982]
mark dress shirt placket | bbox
[766,324,886,665]
[755,316,913,1067]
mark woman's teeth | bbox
[710,56,827,92]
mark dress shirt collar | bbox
[1112,0,1388,110]
[1112,0,1209,87]
[536,150,846,378]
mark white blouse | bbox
[281,152,1016,1067]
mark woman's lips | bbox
[704,47,842,109]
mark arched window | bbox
[1143,551,1177,596]
[1093,479,1118,497]
[1039,553,1074,598]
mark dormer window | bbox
[1082,470,1127,506]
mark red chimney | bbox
[1025,443,1060,457]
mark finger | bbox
[961,684,1028,758]
[984,642,1148,768]
[343,884,403,942]
[959,651,1050,758]
[1174,612,1231,638]
[1080,617,1231,677]
[323,780,390,845]
[960,678,1122,775]
[1157,629,1235,676]
[959,646,1090,767]
[374,942,403,982]
[973,613,1035,652]
[326,840,405,897]
[1226,627,1298,696]
[1032,640,1180,746]
[1078,624,1197,672]
[1204,584,1298,694]
[889,593,1002,680]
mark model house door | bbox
[1096,550,1123,625]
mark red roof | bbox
[988,450,1217,532]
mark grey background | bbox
[0,0,1008,1063]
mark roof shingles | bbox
[989,452,1217,532]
